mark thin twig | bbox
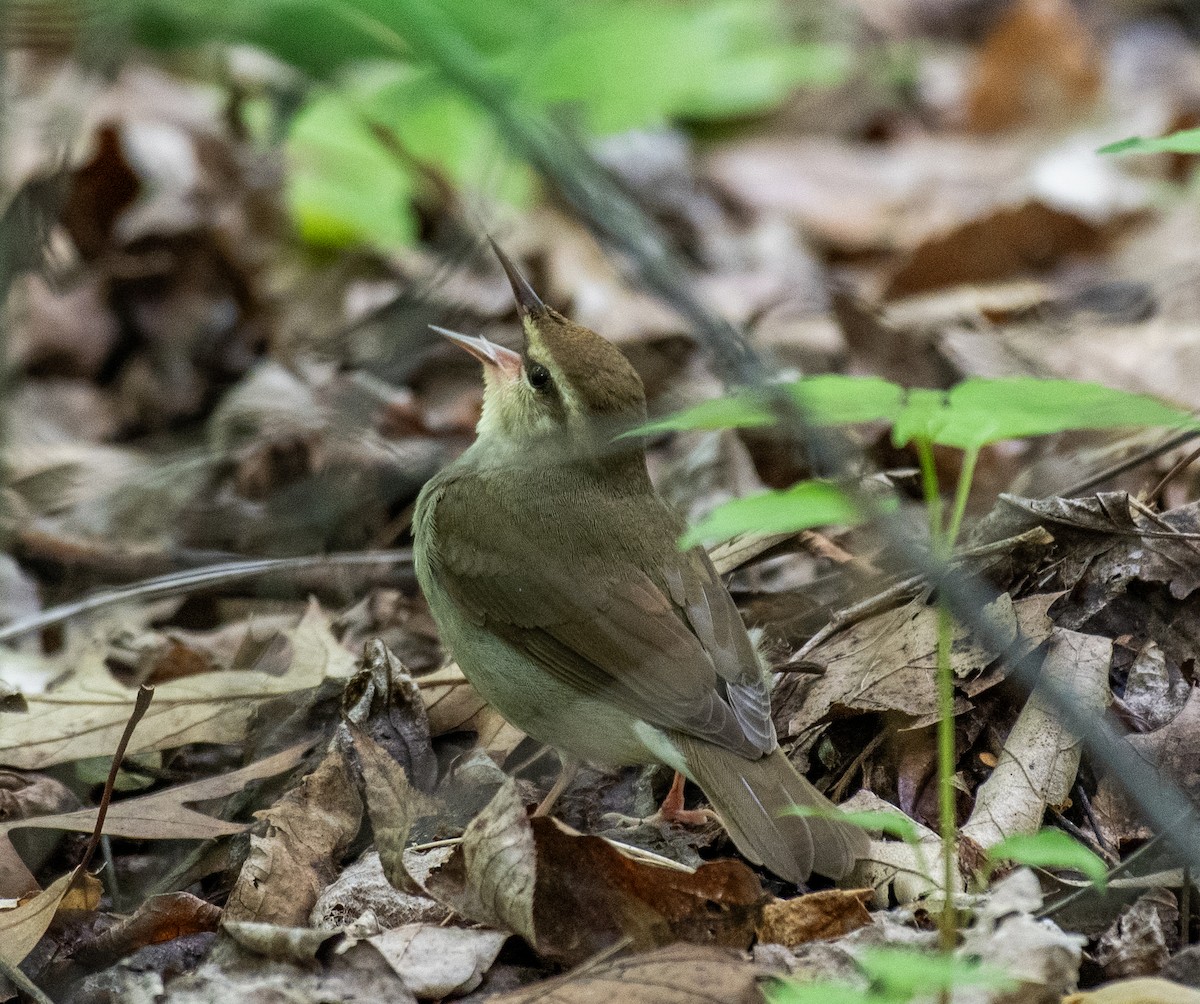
[1149,443,1200,502]
[0,550,413,644]
[79,686,154,874]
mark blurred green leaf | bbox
[790,375,906,426]
[987,828,1108,891]
[124,0,847,248]
[768,981,883,1004]
[680,480,861,548]
[1099,127,1200,156]
[287,88,418,247]
[858,947,1015,997]
[634,394,777,436]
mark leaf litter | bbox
[6,3,1200,1000]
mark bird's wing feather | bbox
[421,466,775,758]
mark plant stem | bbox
[945,447,978,552]
[915,439,944,548]
[935,602,957,953]
[915,439,958,955]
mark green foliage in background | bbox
[122,0,847,248]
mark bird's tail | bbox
[678,736,868,883]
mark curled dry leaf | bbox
[0,602,355,770]
[962,628,1112,849]
[781,593,1057,745]
[0,868,80,967]
[426,779,767,966]
[1094,890,1178,981]
[353,730,766,967]
[755,888,873,947]
[487,942,764,1004]
[224,746,363,926]
[70,891,221,969]
[339,639,438,794]
[1093,686,1200,848]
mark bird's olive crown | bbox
[520,306,647,422]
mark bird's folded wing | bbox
[426,483,776,758]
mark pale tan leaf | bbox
[1,742,308,841]
[0,602,354,769]
[1064,978,1200,1004]
[366,924,506,999]
[962,629,1112,848]
[0,867,77,967]
[755,888,873,946]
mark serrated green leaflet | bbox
[680,481,860,548]
[987,828,1108,891]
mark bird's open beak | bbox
[430,325,523,382]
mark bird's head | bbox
[432,241,646,461]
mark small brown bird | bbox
[414,243,868,882]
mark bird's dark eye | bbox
[527,363,552,392]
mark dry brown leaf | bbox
[962,629,1112,849]
[0,602,355,769]
[487,943,763,1004]
[882,201,1107,300]
[71,891,221,968]
[1094,891,1178,981]
[783,593,1057,744]
[225,746,363,926]
[1094,686,1200,848]
[965,0,1101,133]
[350,725,442,897]
[755,889,873,946]
[425,778,766,966]
[0,741,308,845]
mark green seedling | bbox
[650,374,1194,950]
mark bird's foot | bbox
[602,770,719,829]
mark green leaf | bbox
[287,89,418,248]
[987,828,1108,891]
[890,378,1193,451]
[633,394,776,437]
[768,981,882,1004]
[790,375,907,426]
[859,947,1015,996]
[1099,127,1200,156]
[635,376,905,438]
[680,481,861,548]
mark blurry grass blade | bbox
[1100,127,1200,155]
[632,393,775,437]
[680,481,862,548]
[0,550,412,643]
